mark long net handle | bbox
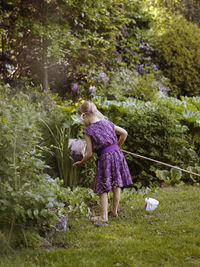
[121,149,200,178]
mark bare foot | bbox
[108,211,118,217]
[91,216,108,223]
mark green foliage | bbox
[0,231,10,255]
[155,168,183,185]
[39,103,82,187]
[146,0,200,26]
[63,187,98,216]
[0,86,69,247]
[154,17,200,97]
[157,95,200,155]
[96,67,158,101]
[80,157,96,189]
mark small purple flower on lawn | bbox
[89,86,96,93]
[152,64,158,71]
[72,83,78,91]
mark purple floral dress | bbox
[84,120,133,193]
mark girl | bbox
[73,101,133,223]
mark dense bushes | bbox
[0,87,65,241]
[154,17,200,97]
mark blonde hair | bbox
[77,101,106,120]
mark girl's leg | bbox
[99,192,108,221]
[111,187,121,216]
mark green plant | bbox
[79,157,96,189]
[0,87,69,247]
[155,168,183,185]
[39,104,82,187]
[157,95,200,156]
[96,67,159,101]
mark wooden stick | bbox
[121,149,200,178]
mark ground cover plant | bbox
[1,185,200,267]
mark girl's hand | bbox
[114,125,128,147]
[73,161,82,167]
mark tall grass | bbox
[41,119,78,187]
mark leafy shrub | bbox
[157,95,200,156]
[96,67,159,101]
[0,86,69,246]
[155,168,183,186]
[154,17,200,97]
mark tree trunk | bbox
[42,62,49,93]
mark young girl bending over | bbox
[73,101,132,223]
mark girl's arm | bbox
[73,134,93,166]
[114,125,128,147]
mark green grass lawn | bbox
[1,185,200,267]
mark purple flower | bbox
[99,73,109,83]
[138,64,144,74]
[139,44,146,49]
[152,64,158,71]
[89,86,96,93]
[158,83,167,94]
[99,73,106,79]
[72,83,78,91]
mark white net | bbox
[68,139,86,162]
